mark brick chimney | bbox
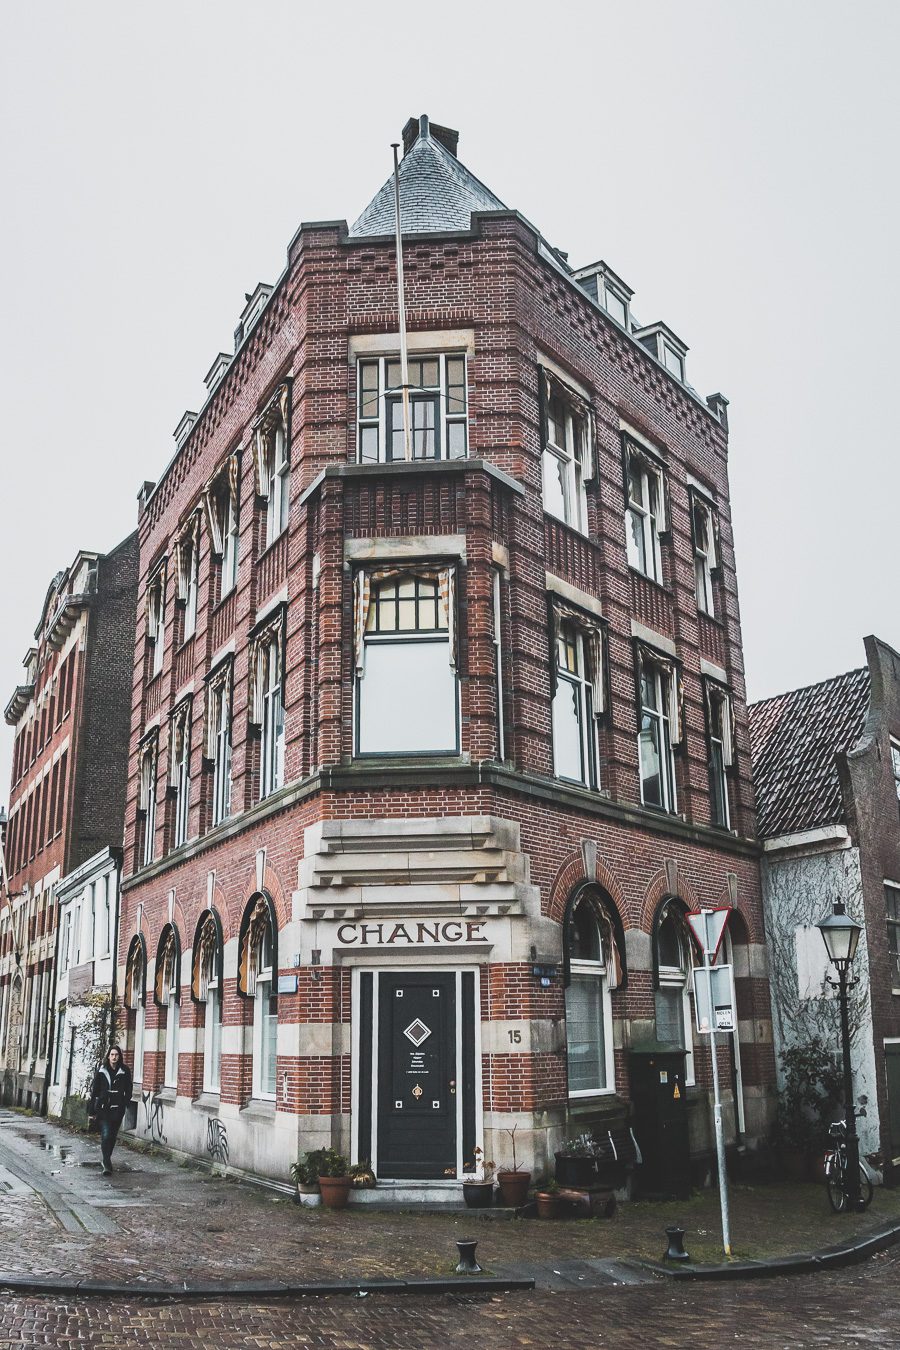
[402,114,460,158]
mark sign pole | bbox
[704,911,732,1257]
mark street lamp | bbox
[816,899,863,1210]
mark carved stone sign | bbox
[335,919,488,948]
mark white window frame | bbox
[147,572,166,677]
[164,989,179,1089]
[357,353,468,464]
[492,568,505,763]
[885,881,900,994]
[542,392,587,532]
[553,623,599,789]
[258,634,285,800]
[139,742,158,867]
[355,571,459,757]
[221,488,239,596]
[171,705,191,849]
[662,340,685,382]
[708,687,731,830]
[100,874,111,958]
[181,532,199,640]
[210,678,232,826]
[264,424,289,548]
[626,449,665,582]
[638,659,677,813]
[202,968,222,1094]
[600,278,630,330]
[891,740,900,813]
[252,928,277,1101]
[84,883,95,963]
[566,957,615,1098]
[693,496,717,616]
[52,1006,66,1085]
[656,911,695,1086]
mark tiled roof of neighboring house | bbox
[349,116,506,238]
[748,667,871,839]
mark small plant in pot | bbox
[290,1151,322,1205]
[462,1147,496,1208]
[535,1178,562,1220]
[348,1161,377,1189]
[496,1125,532,1208]
[315,1148,353,1209]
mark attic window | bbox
[662,342,685,381]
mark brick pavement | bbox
[3,1250,900,1349]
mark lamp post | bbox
[816,900,863,1211]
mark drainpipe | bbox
[40,893,64,1118]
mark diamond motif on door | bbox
[403,1018,432,1047]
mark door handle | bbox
[449,1079,456,1095]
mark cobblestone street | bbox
[2,1109,900,1346]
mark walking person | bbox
[88,1045,132,1175]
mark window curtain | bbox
[124,934,147,1010]
[154,924,181,1006]
[704,680,734,767]
[353,564,457,676]
[191,910,223,1003]
[562,887,627,990]
[202,454,239,556]
[168,699,192,787]
[549,597,607,717]
[635,642,683,745]
[252,383,290,499]
[248,610,285,725]
[176,513,201,603]
[144,560,167,631]
[237,894,277,998]
[623,437,668,534]
[538,364,596,480]
[204,660,232,759]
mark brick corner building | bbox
[0,532,138,1108]
[750,634,900,1176]
[118,115,775,1198]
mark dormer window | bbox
[573,261,633,333]
[634,323,688,384]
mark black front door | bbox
[376,972,456,1179]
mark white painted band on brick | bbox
[545,572,604,619]
[344,534,467,564]
[348,329,475,360]
[208,638,236,670]
[762,825,850,854]
[630,619,677,657]
[700,658,728,684]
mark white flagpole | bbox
[391,143,412,463]
[704,910,732,1257]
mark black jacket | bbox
[88,1063,133,1121]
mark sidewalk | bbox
[1,1108,899,1296]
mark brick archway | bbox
[639,868,700,933]
[548,847,627,925]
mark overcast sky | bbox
[1,1,898,803]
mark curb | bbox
[644,1219,900,1281]
[0,1273,535,1302]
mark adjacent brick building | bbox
[0,534,138,1108]
[750,635,900,1175]
[119,115,775,1197]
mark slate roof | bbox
[349,115,506,238]
[748,667,871,839]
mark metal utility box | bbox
[628,1044,691,1199]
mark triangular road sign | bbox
[686,907,731,960]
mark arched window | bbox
[563,889,623,1097]
[154,924,181,1090]
[238,895,278,1101]
[653,899,694,1084]
[191,911,224,1094]
[124,934,147,1084]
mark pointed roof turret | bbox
[349,114,505,238]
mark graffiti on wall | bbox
[141,1090,167,1144]
[206,1117,229,1165]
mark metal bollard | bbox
[663,1225,690,1262]
[455,1238,482,1274]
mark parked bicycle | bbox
[824,1120,873,1213]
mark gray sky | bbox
[2,1,898,802]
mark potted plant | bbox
[496,1125,532,1208]
[316,1148,353,1209]
[348,1161,376,1189]
[554,1130,631,1190]
[462,1146,496,1208]
[290,1151,322,1206]
[774,1045,843,1181]
[535,1178,562,1220]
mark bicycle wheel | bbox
[825,1157,849,1213]
[858,1163,874,1210]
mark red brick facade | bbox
[119,119,775,1192]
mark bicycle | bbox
[824,1120,874,1213]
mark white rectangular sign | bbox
[693,963,736,1036]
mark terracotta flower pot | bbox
[496,1170,531,1208]
[318,1175,352,1209]
[535,1191,561,1220]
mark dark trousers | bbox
[99,1116,122,1167]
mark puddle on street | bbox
[34,1135,80,1166]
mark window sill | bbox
[192,1092,221,1114]
[212,587,235,612]
[240,1098,276,1122]
[628,565,670,594]
[155,1086,177,1104]
[697,606,724,628]
[256,533,286,563]
[568,1089,617,1101]
[543,509,591,540]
